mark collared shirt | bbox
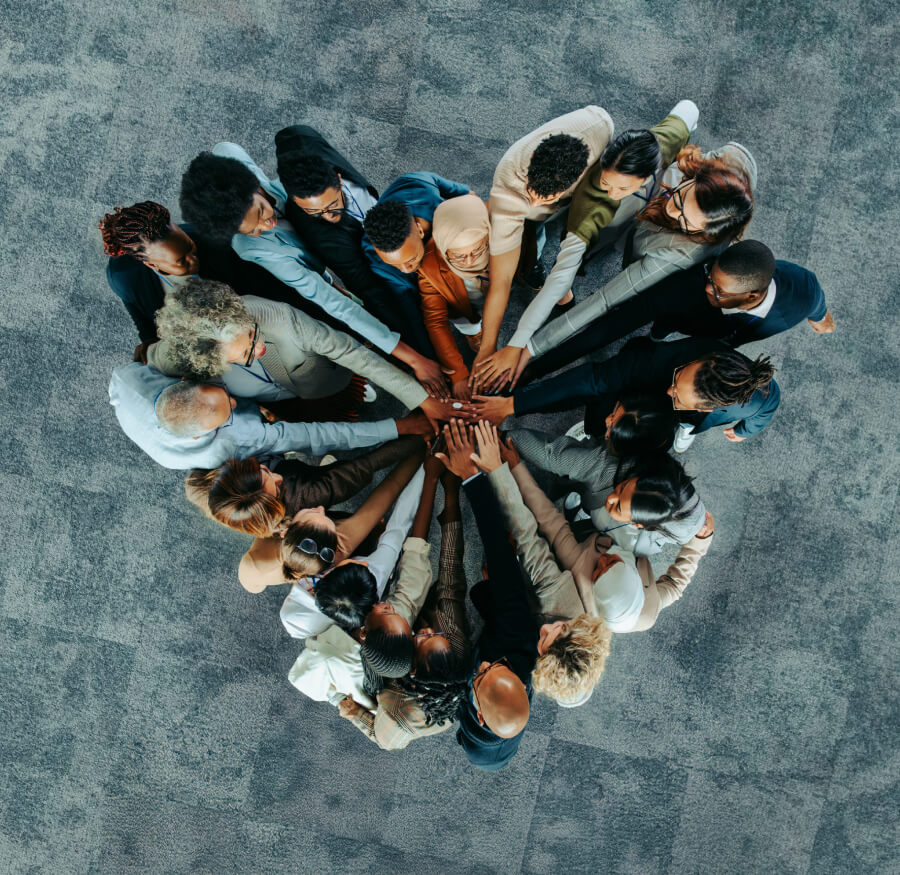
[723,279,777,317]
[108,363,398,470]
[341,178,377,221]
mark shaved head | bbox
[476,664,530,738]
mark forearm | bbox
[655,533,713,610]
[410,472,439,540]
[509,234,587,348]
[480,248,520,350]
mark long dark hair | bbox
[607,391,677,456]
[613,453,699,537]
[599,130,662,179]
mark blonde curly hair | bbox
[532,614,612,705]
[154,277,253,378]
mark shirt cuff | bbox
[670,100,699,132]
[462,472,483,485]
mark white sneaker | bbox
[673,424,696,454]
[362,383,377,403]
[319,454,337,466]
[565,420,587,441]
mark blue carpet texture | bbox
[0,1,897,873]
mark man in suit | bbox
[100,201,326,362]
[473,335,780,453]
[362,172,472,357]
[274,126,401,332]
[521,240,835,381]
[108,362,431,470]
[434,420,538,770]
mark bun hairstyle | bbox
[606,391,677,456]
[314,561,377,629]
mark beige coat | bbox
[488,105,615,255]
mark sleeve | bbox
[279,590,333,640]
[486,465,578,610]
[347,708,378,741]
[652,111,694,169]
[358,467,426,596]
[418,271,469,379]
[463,475,536,648]
[238,243,402,354]
[734,379,781,438]
[430,520,470,658]
[386,537,433,624]
[807,273,828,322]
[528,244,698,358]
[513,357,627,417]
[509,233,588,348]
[278,300,427,409]
[295,437,420,509]
[654,532,713,610]
[241,416,399,458]
[106,259,163,344]
[507,462,585,573]
[431,173,471,200]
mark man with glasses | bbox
[472,335,780,454]
[435,420,539,770]
[108,361,433,470]
[519,241,834,383]
[275,126,402,330]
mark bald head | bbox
[156,382,234,437]
[475,663,530,738]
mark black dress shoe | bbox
[554,296,576,315]
[519,262,547,292]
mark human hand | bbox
[258,404,277,423]
[696,511,715,538]
[132,342,150,364]
[471,420,503,473]
[420,397,478,434]
[452,378,472,402]
[339,696,363,719]
[412,356,452,400]
[808,311,835,334]
[471,394,515,425]
[723,428,745,442]
[499,435,521,469]
[424,450,445,481]
[509,347,532,390]
[592,552,623,581]
[396,411,436,438]
[434,418,479,480]
[470,345,522,393]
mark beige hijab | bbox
[432,194,491,280]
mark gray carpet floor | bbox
[1,1,898,873]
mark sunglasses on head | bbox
[299,538,335,565]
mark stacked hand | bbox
[433,418,479,480]
[471,394,515,425]
[469,421,521,473]
[469,345,525,394]
[808,311,835,334]
[420,397,479,435]
[413,357,454,400]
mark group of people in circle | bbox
[102,99,833,769]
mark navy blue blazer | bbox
[456,474,538,771]
[515,336,781,439]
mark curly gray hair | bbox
[154,277,253,378]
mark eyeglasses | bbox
[300,190,345,218]
[446,238,489,267]
[663,180,702,235]
[414,629,448,642]
[670,364,714,412]
[703,262,748,306]
[244,323,260,366]
[299,538,336,565]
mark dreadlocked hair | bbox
[395,643,473,726]
[99,201,172,257]
[694,351,775,408]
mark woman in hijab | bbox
[416,194,492,400]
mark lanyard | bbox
[235,359,275,385]
[342,184,365,221]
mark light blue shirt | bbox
[212,143,401,355]
[108,363,398,470]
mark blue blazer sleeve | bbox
[430,173,471,200]
[806,272,828,322]
[734,378,781,437]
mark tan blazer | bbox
[149,295,427,408]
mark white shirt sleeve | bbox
[509,233,588,348]
[357,466,425,597]
[279,586,333,640]
[669,100,699,132]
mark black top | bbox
[456,474,538,771]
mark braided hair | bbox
[395,640,472,726]
[361,628,414,699]
[99,201,172,258]
[694,351,775,408]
